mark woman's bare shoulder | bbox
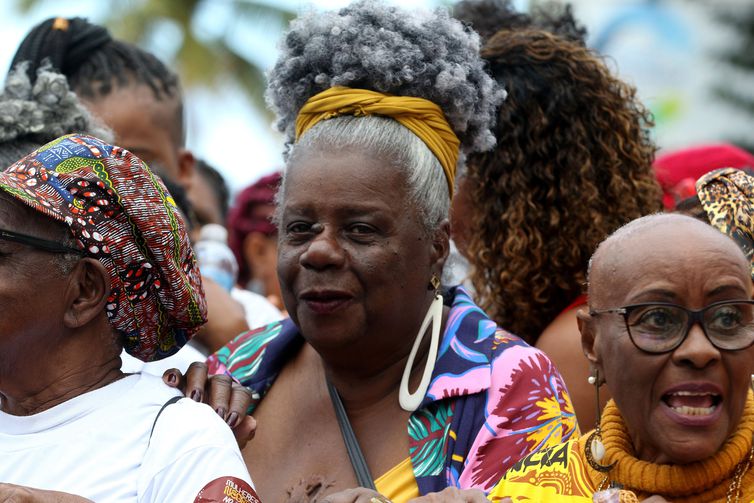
[536,306,585,356]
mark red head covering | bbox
[654,143,754,209]
[227,172,281,285]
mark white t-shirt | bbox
[0,373,257,502]
[121,289,282,377]
[231,287,284,330]
[120,342,207,376]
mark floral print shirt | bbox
[207,286,578,495]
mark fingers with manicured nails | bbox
[233,415,257,450]
[208,374,233,420]
[185,361,209,402]
[162,367,185,391]
[227,382,254,427]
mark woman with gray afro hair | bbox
[267,0,501,154]
[201,1,577,502]
[266,0,503,234]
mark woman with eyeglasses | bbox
[489,212,754,502]
[0,66,257,502]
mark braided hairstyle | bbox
[464,29,662,344]
[10,17,183,144]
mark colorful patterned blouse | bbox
[489,396,754,503]
[488,437,596,502]
[207,287,578,496]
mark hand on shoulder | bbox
[163,362,256,448]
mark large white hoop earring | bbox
[399,286,443,412]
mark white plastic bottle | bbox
[194,223,239,291]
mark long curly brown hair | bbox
[464,29,663,343]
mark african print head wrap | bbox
[0,134,207,361]
[697,167,754,281]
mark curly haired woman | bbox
[452,3,663,431]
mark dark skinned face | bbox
[82,85,183,184]
[277,147,446,360]
[0,195,72,382]
[584,218,754,464]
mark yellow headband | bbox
[295,86,459,197]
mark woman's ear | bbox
[177,148,196,191]
[431,219,451,274]
[63,258,111,329]
[577,309,600,366]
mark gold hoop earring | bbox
[585,368,615,473]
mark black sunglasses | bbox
[0,229,83,255]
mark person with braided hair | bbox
[9,19,277,363]
[0,65,257,502]
[10,16,194,190]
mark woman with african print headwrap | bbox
[175,2,578,502]
[0,66,256,502]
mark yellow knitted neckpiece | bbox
[583,393,754,501]
[294,86,460,197]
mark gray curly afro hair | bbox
[0,62,111,168]
[266,0,504,154]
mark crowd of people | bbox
[0,1,752,502]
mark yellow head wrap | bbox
[295,86,460,197]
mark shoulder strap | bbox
[149,395,183,443]
[326,381,377,490]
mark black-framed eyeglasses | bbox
[0,229,83,255]
[590,300,754,353]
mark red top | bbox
[563,294,588,314]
